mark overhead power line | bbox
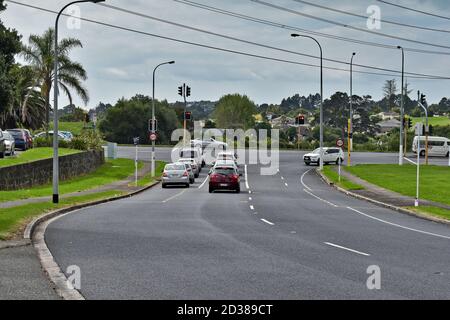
[291,0,450,34]
[5,0,449,80]
[174,0,450,56]
[377,0,450,21]
[250,0,450,50]
[98,2,450,79]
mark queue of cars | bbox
[0,128,74,159]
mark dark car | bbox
[8,129,33,150]
[0,129,6,158]
[208,166,240,193]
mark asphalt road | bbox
[45,148,450,299]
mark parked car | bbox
[162,163,190,188]
[34,131,71,142]
[303,147,344,166]
[8,129,32,150]
[209,165,241,193]
[0,130,6,158]
[178,158,200,178]
[60,131,74,140]
[412,136,449,157]
[2,131,15,156]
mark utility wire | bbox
[291,0,450,34]
[5,0,449,80]
[174,0,450,56]
[377,0,450,21]
[98,2,450,79]
[250,0,450,50]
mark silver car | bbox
[178,158,200,178]
[162,163,190,188]
[2,131,15,156]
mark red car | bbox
[209,166,240,193]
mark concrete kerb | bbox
[24,180,161,300]
[315,169,450,226]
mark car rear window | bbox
[9,131,22,138]
[180,150,198,158]
[213,167,236,175]
[165,164,185,171]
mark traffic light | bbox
[420,93,426,105]
[178,86,183,97]
[408,117,412,129]
[298,115,305,125]
[186,86,191,97]
[184,111,192,120]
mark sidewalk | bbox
[336,167,450,210]
[0,161,153,300]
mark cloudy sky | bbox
[2,0,450,109]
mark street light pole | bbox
[398,46,405,166]
[291,33,324,170]
[151,61,175,177]
[53,0,105,204]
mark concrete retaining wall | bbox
[0,150,104,191]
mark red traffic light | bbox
[184,111,192,120]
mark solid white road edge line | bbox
[303,188,339,208]
[300,169,312,191]
[245,164,250,190]
[324,242,370,256]
[347,207,450,240]
[162,189,187,203]
[198,175,209,189]
[261,219,275,226]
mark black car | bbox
[0,130,6,158]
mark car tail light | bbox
[163,172,168,177]
[231,174,239,181]
[183,171,188,176]
[210,174,218,182]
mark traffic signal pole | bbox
[183,83,187,146]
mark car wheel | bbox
[0,152,4,159]
[420,150,425,157]
[162,184,166,188]
[186,183,190,188]
[446,152,449,158]
[235,186,240,193]
[304,162,310,166]
[195,174,199,178]
[209,187,214,193]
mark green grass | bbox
[0,190,126,240]
[346,164,450,206]
[322,166,364,190]
[411,116,450,127]
[406,206,450,221]
[134,161,165,187]
[0,147,80,168]
[0,158,143,203]
[49,121,87,136]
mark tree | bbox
[382,79,397,110]
[213,94,257,130]
[0,0,22,128]
[21,28,89,134]
[99,95,179,145]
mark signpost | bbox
[133,137,140,187]
[336,138,344,182]
[414,123,423,207]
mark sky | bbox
[2,0,450,109]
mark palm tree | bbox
[21,28,89,134]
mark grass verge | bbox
[0,148,80,168]
[0,190,126,240]
[322,166,364,190]
[0,158,143,203]
[133,161,165,187]
[346,164,450,206]
[406,206,450,221]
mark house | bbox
[376,111,399,121]
[270,115,295,129]
[378,119,401,134]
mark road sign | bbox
[149,133,157,142]
[336,138,344,148]
[133,137,140,145]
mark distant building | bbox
[375,111,399,121]
[270,115,295,130]
[378,119,401,134]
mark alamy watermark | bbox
[66,265,81,290]
[367,5,381,30]
[366,265,381,290]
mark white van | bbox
[179,147,205,168]
[412,136,449,157]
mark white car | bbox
[191,138,228,150]
[412,136,449,157]
[212,159,241,176]
[34,131,71,142]
[303,147,344,166]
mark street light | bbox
[151,60,175,177]
[53,0,105,204]
[397,46,405,166]
[291,33,324,170]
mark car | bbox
[191,137,228,150]
[303,147,344,166]
[2,131,15,156]
[178,158,200,178]
[182,163,196,184]
[212,159,241,176]
[162,163,190,188]
[34,131,71,142]
[0,130,6,158]
[179,146,204,168]
[209,165,241,193]
[412,136,449,157]
[7,129,32,150]
[60,131,74,141]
